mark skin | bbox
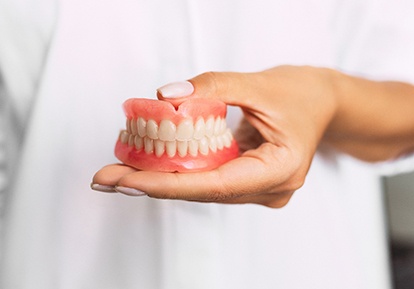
[92,65,414,208]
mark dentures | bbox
[114,98,239,172]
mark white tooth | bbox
[205,117,214,137]
[216,135,224,150]
[222,133,231,148]
[154,140,165,157]
[193,118,206,140]
[135,135,144,150]
[120,131,129,144]
[126,119,132,133]
[144,137,154,154]
[209,136,217,153]
[131,118,138,135]
[128,134,135,147]
[226,128,234,141]
[158,120,176,141]
[147,119,158,139]
[199,137,209,155]
[188,139,198,157]
[176,119,194,141]
[165,141,177,157]
[138,117,147,137]
[214,117,222,135]
[177,140,188,157]
[220,118,227,134]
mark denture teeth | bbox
[154,139,165,157]
[126,119,132,133]
[222,133,231,148]
[158,120,176,141]
[209,137,217,153]
[214,117,222,135]
[122,115,234,158]
[188,139,199,157]
[220,118,226,134]
[131,119,138,135]
[205,117,214,137]
[177,140,188,157]
[193,118,206,140]
[176,119,194,141]
[120,131,129,144]
[138,117,147,137]
[128,134,135,147]
[147,119,158,139]
[166,141,177,157]
[144,137,154,154]
[135,135,144,150]
[199,137,209,155]
[216,135,224,150]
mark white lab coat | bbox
[1,0,414,288]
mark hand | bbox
[92,66,338,207]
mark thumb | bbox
[157,71,257,108]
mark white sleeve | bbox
[333,0,414,176]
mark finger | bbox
[157,71,263,109]
[91,164,138,190]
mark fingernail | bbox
[157,81,194,98]
[90,183,116,193]
[115,186,147,196]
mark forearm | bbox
[324,70,414,161]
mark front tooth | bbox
[144,137,154,154]
[147,119,158,139]
[135,135,144,150]
[209,136,217,153]
[176,119,194,141]
[177,140,188,157]
[131,118,138,135]
[188,139,198,157]
[165,141,177,157]
[138,117,147,137]
[120,131,129,144]
[158,120,176,141]
[205,117,214,137]
[199,137,209,155]
[214,117,222,135]
[154,140,165,157]
[193,118,205,140]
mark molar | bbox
[135,135,144,150]
[120,131,129,144]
